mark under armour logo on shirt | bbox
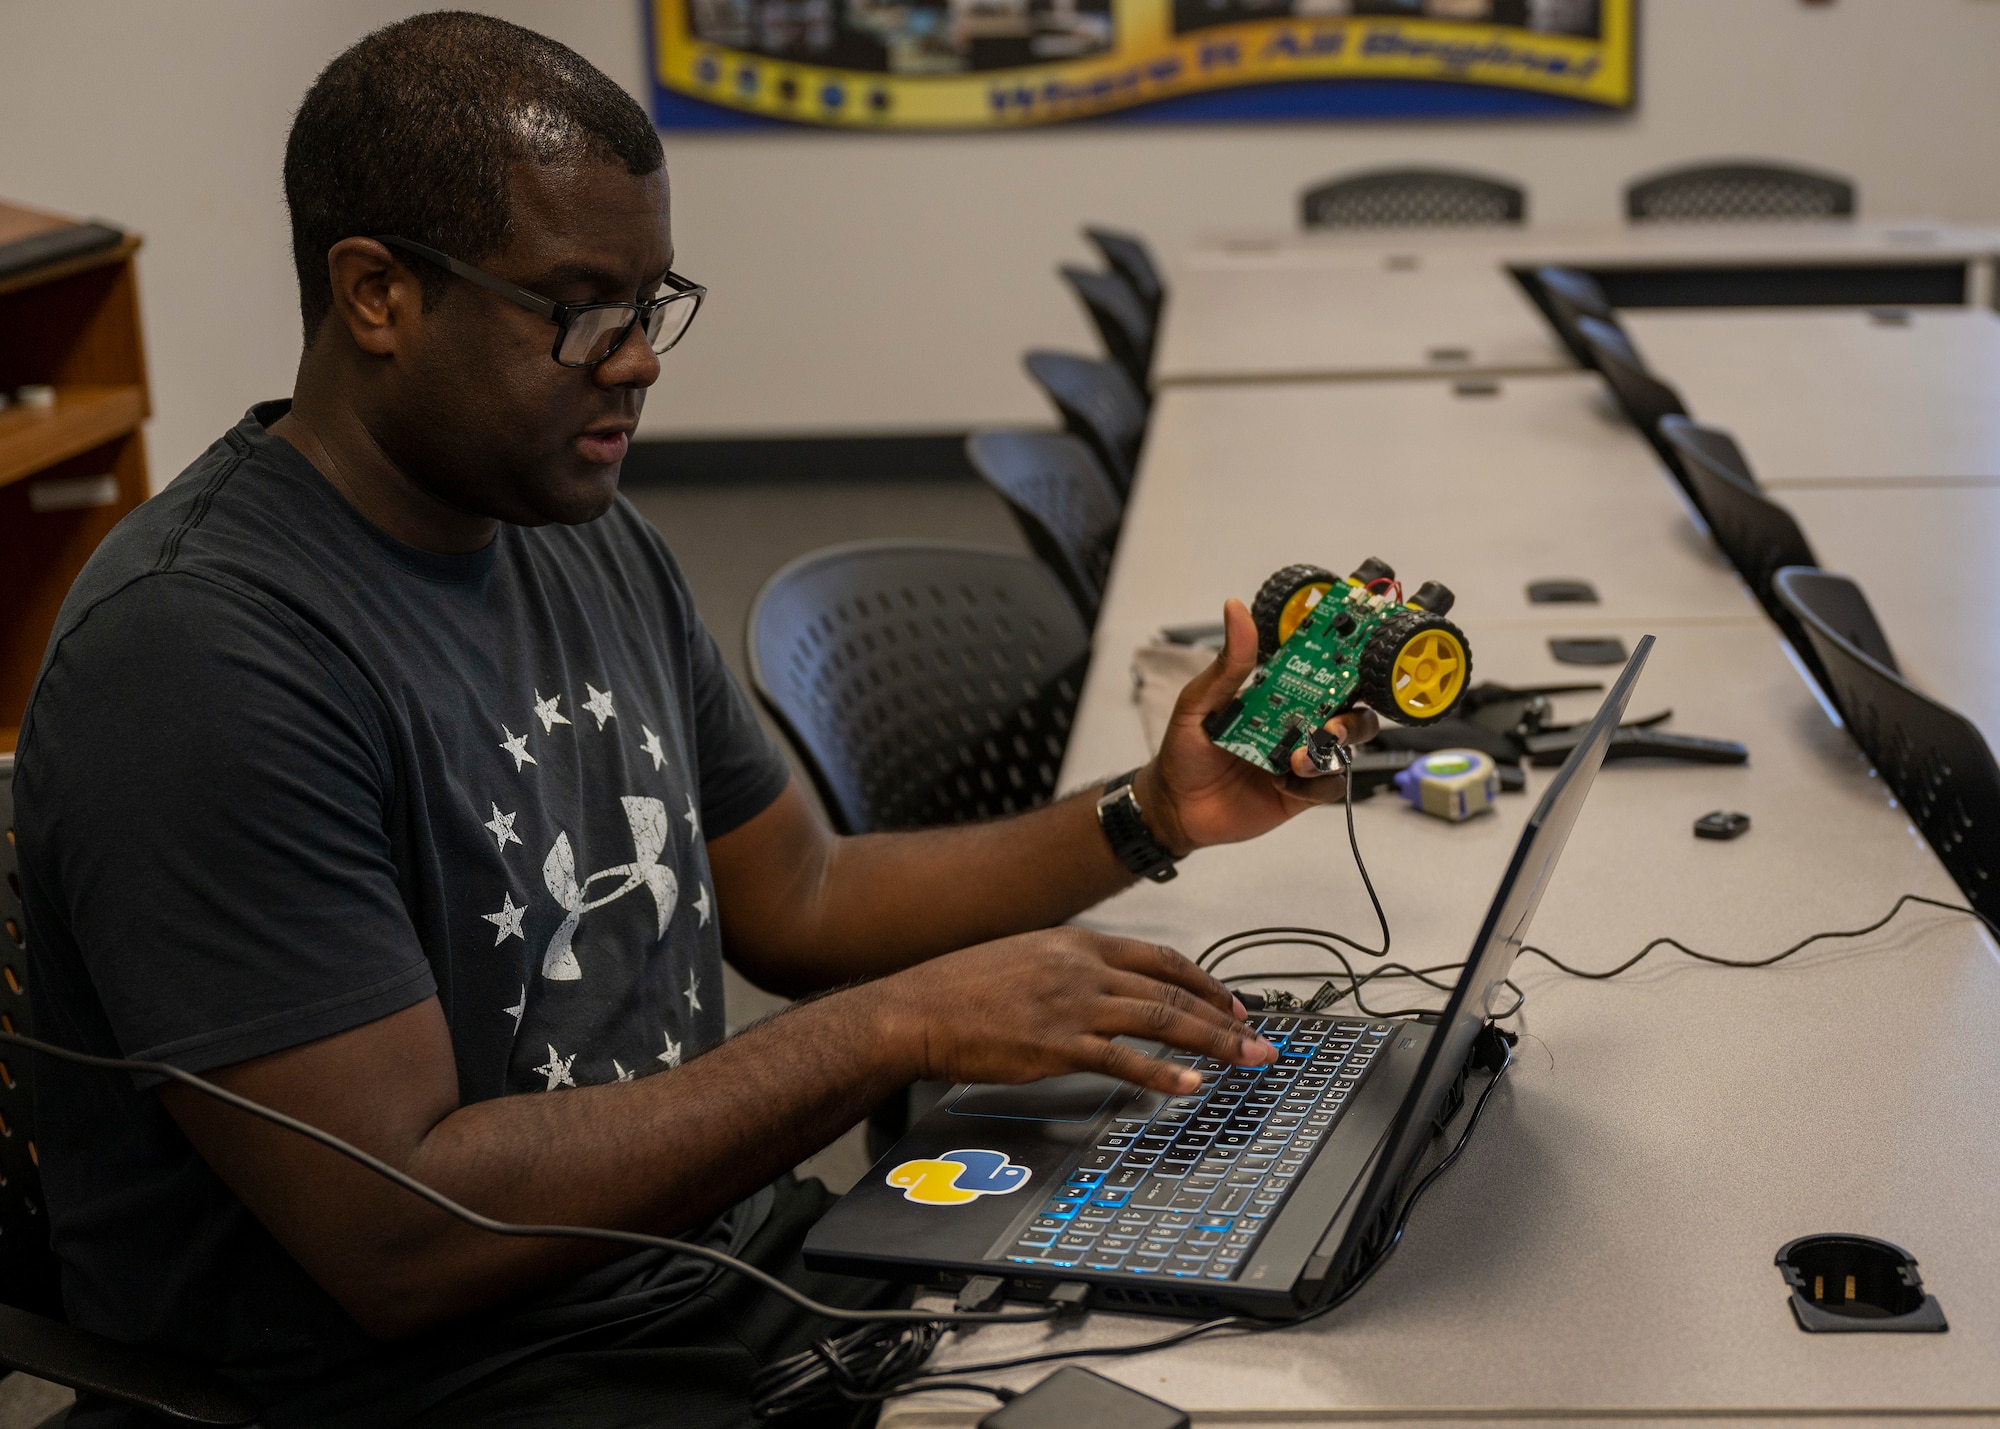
[539,795,680,981]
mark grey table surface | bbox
[1781,481,2000,746]
[1106,373,1755,671]
[877,348,1999,1424]
[1154,250,1572,386]
[1619,308,2000,485]
[1189,219,2000,275]
[885,618,2000,1425]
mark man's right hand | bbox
[872,927,1277,1096]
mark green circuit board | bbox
[1206,579,1400,772]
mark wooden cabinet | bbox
[0,200,152,754]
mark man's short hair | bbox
[284,11,664,341]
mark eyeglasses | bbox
[374,235,705,368]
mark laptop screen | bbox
[1338,635,1654,1262]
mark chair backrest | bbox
[1772,565,1900,674]
[1774,568,1997,923]
[1059,265,1154,394]
[965,430,1122,623]
[1574,314,1699,511]
[1531,265,1615,367]
[0,755,61,1317]
[1659,416,1835,694]
[1659,417,1813,602]
[1023,349,1147,493]
[1301,167,1526,229]
[747,543,1091,835]
[1657,416,1756,489]
[1627,161,1856,224]
[1084,226,1165,326]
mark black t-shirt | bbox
[15,403,793,1425]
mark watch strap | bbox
[1096,771,1180,883]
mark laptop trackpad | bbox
[947,1073,1123,1123]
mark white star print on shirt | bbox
[694,884,711,927]
[483,804,522,853]
[504,985,527,1029]
[640,726,666,771]
[582,683,617,729]
[482,891,526,945]
[499,726,537,772]
[658,1031,683,1068]
[683,794,700,839]
[613,1060,635,1083]
[534,1044,577,1091]
[532,689,572,735]
[684,969,702,1013]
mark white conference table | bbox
[886,620,2000,1425]
[877,357,2000,1423]
[1782,481,2000,746]
[1153,248,1571,386]
[1193,218,2000,281]
[1620,308,2000,485]
[1158,222,2000,387]
[1113,372,1752,647]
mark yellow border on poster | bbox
[651,1,1634,129]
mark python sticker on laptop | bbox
[886,1150,1031,1206]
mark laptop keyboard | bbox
[1001,1015,1392,1283]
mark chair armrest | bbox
[0,1305,259,1426]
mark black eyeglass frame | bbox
[372,234,706,368]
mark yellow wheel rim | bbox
[1391,628,1466,718]
[1277,583,1335,645]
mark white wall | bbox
[3,0,1998,483]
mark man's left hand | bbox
[1133,598,1379,857]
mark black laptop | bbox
[805,638,1653,1319]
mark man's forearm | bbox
[165,987,915,1339]
[723,780,1143,993]
[714,601,1367,998]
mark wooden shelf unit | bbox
[0,201,151,756]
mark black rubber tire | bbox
[1251,564,1339,659]
[1357,610,1473,726]
[1350,556,1396,587]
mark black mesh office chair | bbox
[1530,265,1617,367]
[1573,314,1702,518]
[747,543,1091,836]
[1300,167,1526,230]
[1083,226,1165,327]
[1626,161,1856,224]
[1022,350,1147,494]
[1658,416,1842,698]
[1059,265,1154,394]
[964,431,1122,623]
[0,755,261,1427]
[1774,569,1998,924]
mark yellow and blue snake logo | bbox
[886,1149,1032,1206]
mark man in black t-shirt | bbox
[14,14,1373,1428]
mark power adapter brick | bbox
[978,1367,1189,1429]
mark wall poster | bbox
[647,0,1636,130]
